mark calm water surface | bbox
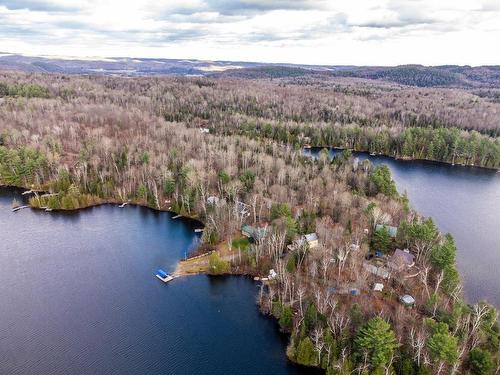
[305,148,500,306]
[0,187,318,375]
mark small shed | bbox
[304,233,319,249]
[207,196,219,205]
[268,269,277,280]
[373,283,384,292]
[375,224,398,238]
[400,294,415,307]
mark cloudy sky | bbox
[0,0,499,65]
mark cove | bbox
[0,187,320,375]
[304,148,500,307]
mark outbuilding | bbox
[400,294,416,307]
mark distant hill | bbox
[334,65,467,87]
[0,52,499,88]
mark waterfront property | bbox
[0,188,313,375]
[388,249,415,272]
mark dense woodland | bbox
[0,72,499,374]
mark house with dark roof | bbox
[388,249,415,272]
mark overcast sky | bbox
[0,0,499,66]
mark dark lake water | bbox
[304,148,500,306]
[0,187,319,375]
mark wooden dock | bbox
[12,205,30,212]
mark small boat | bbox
[156,269,174,283]
[194,228,204,233]
[370,152,376,156]
[118,202,128,208]
[45,208,53,212]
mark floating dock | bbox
[156,269,174,283]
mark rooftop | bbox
[375,224,398,238]
[305,233,318,242]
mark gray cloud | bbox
[0,0,79,12]
[203,0,327,15]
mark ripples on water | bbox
[0,188,320,375]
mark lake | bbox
[304,148,500,306]
[0,187,319,375]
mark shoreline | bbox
[305,145,500,172]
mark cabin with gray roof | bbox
[388,249,415,272]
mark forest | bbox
[0,72,499,374]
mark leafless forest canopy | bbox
[0,72,499,374]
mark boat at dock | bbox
[155,269,174,283]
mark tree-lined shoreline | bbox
[1,72,498,374]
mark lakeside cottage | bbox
[375,224,398,238]
[241,224,268,242]
[388,249,415,272]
